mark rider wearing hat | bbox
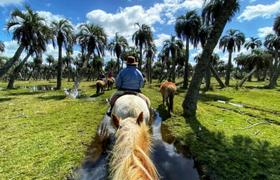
[116,56,144,92]
[107,56,150,116]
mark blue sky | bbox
[0,0,280,64]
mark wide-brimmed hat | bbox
[126,56,138,65]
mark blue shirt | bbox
[116,65,144,90]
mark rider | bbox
[116,56,144,92]
[107,56,149,116]
[98,72,106,81]
[108,70,113,79]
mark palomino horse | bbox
[160,81,177,114]
[107,77,115,90]
[109,95,158,180]
[96,80,106,94]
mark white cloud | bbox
[2,40,28,60]
[0,0,24,6]
[86,5,162,42]
[37,11,66,26]
[154,33,171,48]
[257,26,274,38]
[85,0,204,41]
[238,0,280,21]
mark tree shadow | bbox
[90,93,104,98]
[157,104,171,120]
[199,93,232,102]
[0,97,13,103]
[7,91,44,96]
[37,95,66,101]
[184,115,280,179]
[243,85,269,90]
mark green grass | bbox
[0,79,280,179]
[156,80,280,179]
[0,81,113,179]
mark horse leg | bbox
[96,85,99,94]
[162,94,165,106]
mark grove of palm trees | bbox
[0,0,280,179]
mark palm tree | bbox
[175,10,201,88]
[236,49,271,88]
[183,0,240,117]
[274,14,280,36]
[0,5,46,78]
[243,37,262,81]
[51,19,74,90]
[162,36,183,82]
[0,41,4,52]
[144,43,156,84]
[198,24,226,89]
[121,46,141,62]
[65,45,74,82]
[244,37,262,51]
[6,7,51,89]
[46,55,55,67]
[77,23,107,70]
[108,33,128,72]
[132,23,153,71]
[219,29,245,86]
[264,33,280,88]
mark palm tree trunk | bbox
[139,45,143,71]
[117,57,120,73]
[225,50,232,86]
[68,64,71,82]
[209,64,226,88]
[149,59,152,84]
[0,44,25,78]
[268,52,279,88]
[7,53,31,89]
[56,45,63,90]
[183,38,190,88]
[205,64,211,91]
[236,66,257,88]
[172,56,176,82]
[182,0,236,117]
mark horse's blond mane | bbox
[109,119,158,180]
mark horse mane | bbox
[109,119,158,180]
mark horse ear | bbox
[112,114,120,128]
[136,112,144,125]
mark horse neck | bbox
[110,123,158,180]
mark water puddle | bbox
[20,85,55,91]
[217,100,244,108]
[71,112,199,180]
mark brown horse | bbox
[96,80,106,94]
[107,77,115,90]
[160,81,177,114]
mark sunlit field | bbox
[1,0,280,179]
[0,79,280,179]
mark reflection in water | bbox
[152,113,199,180]
[72,112,199,180]
[73,154,108,180]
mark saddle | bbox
[109,91,150,109]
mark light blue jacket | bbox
[116,65,144,91]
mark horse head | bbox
[109,111,158,180]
